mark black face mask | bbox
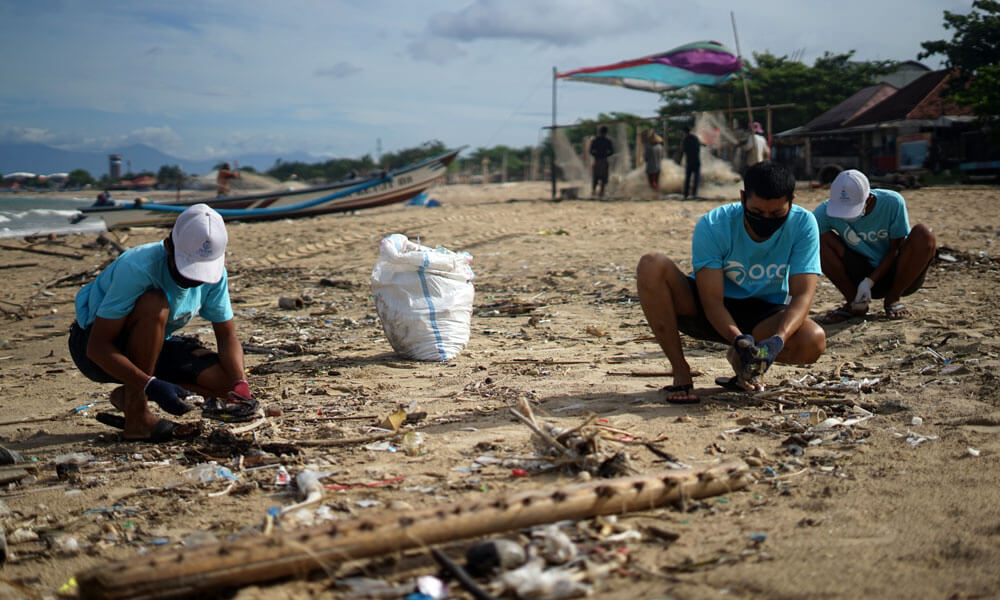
[743,204,789,239]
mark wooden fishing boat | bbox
[73,149,458,229]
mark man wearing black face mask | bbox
[637,162,826,402]
[68,204,252,442]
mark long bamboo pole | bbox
[77,461,750,600]
[731,12,754,127]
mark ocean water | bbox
[0,195,107,239]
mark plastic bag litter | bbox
[498,560,591,599]
[535,525,577,564]
[371,234,474,361]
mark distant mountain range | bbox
[0,142,320,177]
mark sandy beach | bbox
[0,180,999,599]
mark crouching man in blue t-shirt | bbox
[814,169,936,322]
[68,204,253,442]
[636,162,827,403]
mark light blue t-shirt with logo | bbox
[691,203,821,305]
[75,241,233,338]
[813,188,910,268]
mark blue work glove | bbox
[753,335,785,375]
[144,376,194,416]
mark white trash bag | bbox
[371,234,475,361]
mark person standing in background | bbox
[681,127,702,199]
[644,130,664,191]
[589,126,614,198]
[743,122,770,172]
[216,163,240,197]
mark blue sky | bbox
[0,0,971,161]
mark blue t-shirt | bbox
[691,203,821,305]
[74,241,233,338]
[813,189,910,268]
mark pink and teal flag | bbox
[557,40,743,93]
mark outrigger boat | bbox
[73,149,459,229]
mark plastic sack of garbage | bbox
[371,234,475,361]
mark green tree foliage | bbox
[66,168,94,188]
[157,165,183,188]
[657,51,898,134]
[379,140,449,170]
[919,0,1000,129]
[264,140,454,181]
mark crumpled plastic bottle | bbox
[185,463,237,483]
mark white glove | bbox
[853,277,874,307]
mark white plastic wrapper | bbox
[371,234,475,361]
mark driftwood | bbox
[76,461,750,600]
[0,243,84,260]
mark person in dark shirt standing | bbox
[682,127,702,199]
[589,125,614,198]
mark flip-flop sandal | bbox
[662,383,698,404]
[95,412,200,443]
[201,396,260,423]
[885,303,909,319]
[820,305,865,324]
[715,376,747,392]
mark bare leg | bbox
[636,253,699,400]
[819,233,861,305]
[883,224,936,316]
[119,291,169,439]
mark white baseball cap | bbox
[171,204,228,283]
[827,169,871,219]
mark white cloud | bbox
[0,126,60,144]
[315,61,362,79]
[121,126,184,151]
[426,0,655,45]
[406,37,467,65]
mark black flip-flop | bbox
[662,383,699,404]
[201,395,260,423]
[96,412,200,443]
[715,376,747,392]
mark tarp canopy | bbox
[556,40,743,93]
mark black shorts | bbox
[841,244,927,299]
[592,160,609,184]
[676,277,786,344]
[68,321,220,386]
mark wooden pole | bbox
[76,461,750,600]
[731,12,754,127]
[551,66,558,201]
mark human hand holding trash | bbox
[722,334,784,391]
[852,277,874,311]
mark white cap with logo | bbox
[827,169,871,219]
[171,204,228,283]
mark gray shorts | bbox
[68,321,220,386]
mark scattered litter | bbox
[967,447,981,457]
[465,539,528,576]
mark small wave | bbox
[0,215,9,223]
[0,220,106,239]
[26,208,81,217]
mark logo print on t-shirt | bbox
[725,260,788,286]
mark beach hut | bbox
[776,68,979,179]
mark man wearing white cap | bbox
[68,204,252,442]
[814,169,936,322]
